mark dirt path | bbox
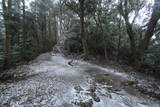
[0,53,160,107]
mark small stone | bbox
[74,86,83,93]
[80,99,93,107]
[89,86,96,93]
[90,93,100,102]
[20,74,23,77]
[104,73,109,76]
[13,96,21,101]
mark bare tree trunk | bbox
[2,0,12,68]
[125,19,138,65]
[79,0,89,59]
[118,0,138,65]
[22,0,26,57]
[53,16,58,44]
[138,0,160,61]
[117,17,122,62]
[14,0,21,44]
[48,9,52,37]
[117,34,122,62]
[80,15,89,59]
[59,0,63,37]
[97,15,108,60]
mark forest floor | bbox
[88,55,160,98]
[0,52,160,107]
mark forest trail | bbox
[0,53,160,107]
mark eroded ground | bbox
[0,53,160,107]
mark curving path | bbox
[0,53,160,107]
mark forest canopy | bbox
[0,0,160,74]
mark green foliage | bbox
[64,20,83,53]
[10,44,21,63]
[144,46,160,74]
[0,0,57,70]
[64,0,132,59]
[65,0,98,16]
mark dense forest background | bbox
[0,0,160,75]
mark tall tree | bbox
[138,0,160,61]
[22,0,26,57]
[118,0,160,65]
[93,8,109,60]
[79,0,89,59]
[65,0,97,59]
[2,0,13,67]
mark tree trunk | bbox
[80,16,89,59]
[59,0,63,37]
[125,19,138,65]
[48,8,52,38]
[118,1,138,65]
[97,15,108,60]
[138,0,160,61]
[79,0,89,59]
[2,0,12,68]
[117,17,122,62]
[53,16,58,44]
[22,0,26,58]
